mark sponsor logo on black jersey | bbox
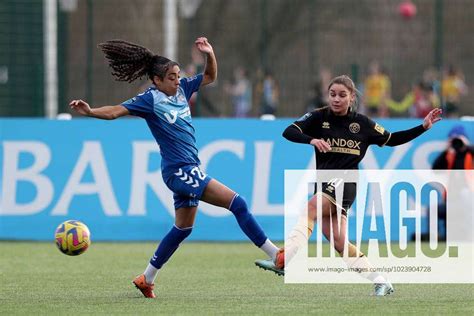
[349,122,360,133]
[322,122,330,129]
[325,138,361,155]
[374,123,385,135]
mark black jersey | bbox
[293,107,391,170]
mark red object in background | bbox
[398,1,417,19]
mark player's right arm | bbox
[282,111,332,153]
[70,99,129,120]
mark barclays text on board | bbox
[0,119,471,241]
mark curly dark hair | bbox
[98,40,179,83]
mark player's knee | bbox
[228,194,249,216]
[308,202,317,220]
[174,225,193,240]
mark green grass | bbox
[1,242,472,315]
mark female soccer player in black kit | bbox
[256,75,442,296]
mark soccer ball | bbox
[55,220,91,256]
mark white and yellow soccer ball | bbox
[55,220,91,256]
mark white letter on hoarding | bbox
[361,145,413,216]
[251,141,282,215]
[127,141,174,216]
[198,140,245,217]
[0,141,53,215]
[51,141,121,216]
[361,144,412,169]
[412,140,445,170]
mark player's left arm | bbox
[386,108,442,146]
[195,37,217,86]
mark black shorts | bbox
[314,181,357,216]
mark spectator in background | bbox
[183,63,199,110]
[319,67,333,93]
[386,69,440,117]
[188,46,220,117]
[305,67,332,112]
[441,65,468,117]
[305,80,328,112]
[409,81,440,118]
[422,67,441,100]
[433,125,473,171]
[225,67,252,117]
[363,61,391,117]
[260,70,279,116]
[424,125,474,241]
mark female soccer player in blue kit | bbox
[70,37,279,298]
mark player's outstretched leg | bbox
[201,179,281,276]
[255,248,284,276]
[256,211,313,276]
[201,180,280,263]
[227,193,282,269]
[256,195,318,276]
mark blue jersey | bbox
[122,74,203,170]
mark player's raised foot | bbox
[373,282,394,296]
[133,274,156,298]
[255,258,284,276]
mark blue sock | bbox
[229,194,267,247]
[150,225,192,269]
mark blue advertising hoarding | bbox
[0,118,472,241]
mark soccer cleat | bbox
[133,274,156,298]
[274,248,285,269]
[373,282,394,296]
[255,258,284,276]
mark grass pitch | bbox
[1,242,472,315]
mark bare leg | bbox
[175,206,198,228]
[321,210,386,284]
[284,194,335,262]
[201,179,278,257]
[201,179,236,208]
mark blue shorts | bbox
[162,164,212,209]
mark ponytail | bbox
[98,40,177,83]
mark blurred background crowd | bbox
[0,0,471,118]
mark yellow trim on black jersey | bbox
[292,123,304,133]
[381,132,392,147]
